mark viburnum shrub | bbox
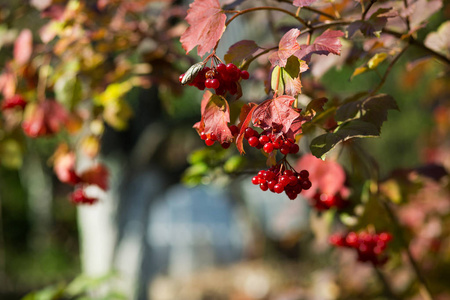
[177,0,449,295]
[0,0,448,298]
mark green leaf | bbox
[271,66,284,95]
[223,155,245,173]
[310,120,380,158]
[54,74,82,110]
[335,94,399,126]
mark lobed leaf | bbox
[180,0,227,57]
[269,28,301,67]
[310,120,380,158]
[294,29,344,61]
[224,40,260,67]
[252,95,299,134]
[202,94,233,143]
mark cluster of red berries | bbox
[252,167,311,200]
[309,192,347,211]
[180,63,249,95]
[70,188,98,205]
[199,124,239,148]
[244,127,299,154]
[329,231,393,265]
[1,94,27,110]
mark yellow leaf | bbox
[0,139,23,169]
[350,67,368,80]
[368,53,388,69]
[103,98,133,130]
[80,135,100,158]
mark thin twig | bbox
[362,0,377,20]
[371,45,409,94]
[382,29,450,65]
[224,6,310,28]
[378,198,434,300]
[403,0,411,32]
[374,267,401,300]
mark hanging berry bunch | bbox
[180,58,249,96]
[252,165,311,200]
[329,231,393,265]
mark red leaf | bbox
[269,28,301,67]
[295,154,346,198]
[80,164,109,190]
[193,90,213,135]
[236,103,257,154]
[22,100,69,138]
[285,113,306,139]
[293,0,318,7]
[14,29,33,66]
[180,0,227,57]
[294,29,344,61]
[252,95,300,134]
[53,149,80,185]
[202,94,233,143]
[224,40,260,66]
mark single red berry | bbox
[268,180,277,191]
[229,125,239,136]
[221,142,230,149]
[244,128,256,139]
[299,170,309,179]
[248,136,259,147]
[205,78,213,89]
[200,131,207,140]
[259,135,270,145]
[252,176,259,185]
[216,63,227,74]
[279,175,290,186]
[210,133,217,141]
[290,144,299,154]
[280,146,290,155]
[274,184,284,194]
[240,70,249,80]
[301,180,312,190]
[210,78,220,89]
[263,143,274,153]
[205,138,215,146]
[260,182,268,191]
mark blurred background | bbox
[0,0,449,299]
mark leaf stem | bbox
[274,66,281,97]
[371,45,409,94]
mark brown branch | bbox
[362,0,377,20]
[382,29,450,65]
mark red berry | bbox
[210,133,217,141]
[260,182,268,191]
[216,63,227,74]
[240,70,249,80]
[221,142,230,149]
[200,131,207,140]
[252,176,259,185]
[248,136,259,147]
[268,180,277,191]
[274,184,284,194]
[301,180,312,190]
[244,127,256,139]
[259,135,270,145]
[205,138,215,146]
[279,175,290,186]
[210,78,220,89]
[229,125,239,136]
[299,170,309,179]
[263,143,274,153]
[205,78,213,89]
[290,144,299,154]
[280,146,290,155]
